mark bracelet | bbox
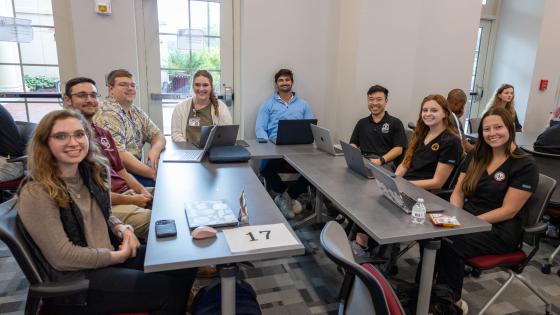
[380,156,386,165]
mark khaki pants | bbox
[0,156,23,182]
[112,188,154,240]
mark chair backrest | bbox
[522,173,556,246]
[521,145,560,207]
[0,198,45,286]
[320,221,404,315]
[15,121,37,145]
[468,117,481,133]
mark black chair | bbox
[320,221,405,315]
[0,198,89,315]
[466,173,556,314]
[520,145,560,276]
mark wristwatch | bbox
[380,156,386,165]
[117,224,134,239]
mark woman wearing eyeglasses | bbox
[171,70,233,143]
[16,109,196,314]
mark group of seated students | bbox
[2,64,558,314]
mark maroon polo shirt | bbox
[92,124,129,193]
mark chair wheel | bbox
[471,268,481,278]
[541,264,551,274]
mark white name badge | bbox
[189,117,201,127]
[222,223,299,253]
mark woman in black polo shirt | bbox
[433,107,539,310]
[395,94,462,189]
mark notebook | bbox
[185,200,239,229]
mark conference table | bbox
[146,138,491,315]
[144,140,305,315]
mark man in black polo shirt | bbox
[0,104,25,181]
[349,85,406,167]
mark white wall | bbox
[523,0,560,133]
[486,0,544,127]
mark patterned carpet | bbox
[1,220,559,315]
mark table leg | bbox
[219,264,238,315]
[293,189,324,229]
[416,239,441,315]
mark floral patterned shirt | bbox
[93,97,161,160]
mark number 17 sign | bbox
[222,223,300,253]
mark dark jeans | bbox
[431,230,516,301]
[261,159,309,199]
[45,246,197,315]
[133,173,156,187]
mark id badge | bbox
[189,117,201,127]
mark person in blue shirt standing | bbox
[255,69,315,218]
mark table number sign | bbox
[223,223,299,253]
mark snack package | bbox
[429,213,461,227]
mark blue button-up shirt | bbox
[255,92,315,140]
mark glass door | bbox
[143,0,233,134]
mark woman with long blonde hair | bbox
[430,107,538,310]
[395,94,462,190]
[17,109,196,314]
[483,83,522,131]
[171,70,233,143]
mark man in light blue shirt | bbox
[255,69,315,218]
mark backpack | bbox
[191,278,262,315]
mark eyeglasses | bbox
[115,82,136,89]
[50,130,87,143]
[70,92,100,99]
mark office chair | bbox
[520,145,560,276]
[468,117,481,134]
[466,173,556,315]
[320,221,405,315]
[0,121,36,202]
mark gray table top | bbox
[145,150,304,273]
[244,139,320,159]
[284,154,491,244]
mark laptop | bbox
[163,126,217,163]
[340,141,374,179]
[194,125,239,148]
[366,163,444,214]
[270,119,318,145]
[311,124,343,156]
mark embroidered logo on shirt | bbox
[431,143,439,151]
[494,171,506,182]
[382,123,390,134]
[100,137,111,149]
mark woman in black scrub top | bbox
[432,107,539,309]
[395,94,462,190]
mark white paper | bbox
[223,223,299,253]
[0,17,33,43]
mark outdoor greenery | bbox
[164,49,221,85]
[24,75,59,91]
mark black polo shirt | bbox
[534,124,560,154]
[460,150,538,245]
[403,130,462,181]
[349,111,406,157]
[0,104,24,157]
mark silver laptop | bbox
[163,126,217,163]
[194,125,239,149]
[366,163,444,214]
[340,141,374,179]
[311,125,343,156]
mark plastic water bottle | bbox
[411,198,426,224]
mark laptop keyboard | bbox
[184,150,203,160]
[400,192,417,210]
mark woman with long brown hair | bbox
[16,109,196,314]
[395,94,462,190]
[171,70,233,143]
[432,107,538,311]
[484,83,522,131]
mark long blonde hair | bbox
[27,109,108,208]
[484,84,516,118]
[461,107,526,196]
[402,94,461,168]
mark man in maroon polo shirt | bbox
[64,77,151,239]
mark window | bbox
[0,0,61,122]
